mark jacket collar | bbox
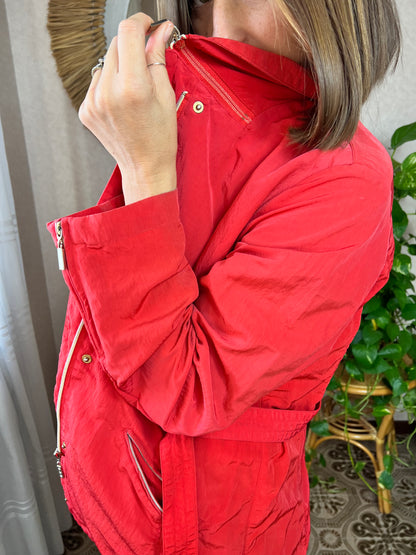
[173,34,316,101]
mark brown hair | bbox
[273,0,401,150]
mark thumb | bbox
[145,21,174,65]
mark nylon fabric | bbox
[47,35,394,553]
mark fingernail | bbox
[163,22,174,44]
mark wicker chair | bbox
[306,366,416,514]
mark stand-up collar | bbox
[172,34,316,101]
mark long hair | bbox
[273,0,401,150]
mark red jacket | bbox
[48,35,394,554]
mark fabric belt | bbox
[160,403,320,554]
[200,403,321,443]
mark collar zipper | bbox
[176,40,253,124]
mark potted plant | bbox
[307,122,416,498]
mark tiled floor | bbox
[62,435,416,554]
[307,434,416,554]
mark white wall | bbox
[361,0,416,246]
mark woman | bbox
[48,1,401,553]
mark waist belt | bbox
[160,402,320,554]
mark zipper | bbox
[127,433,163,513]
[176,90,189,113]
[54,319,84,478]
[56,221,66,270]
[177,41,253,124]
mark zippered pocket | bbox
[176,90,189,117]
[179,44,253,124]
[126,433,163,514]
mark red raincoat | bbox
[48,35,394,554]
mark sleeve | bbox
[47,162,393,436]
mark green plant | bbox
[309,122,416,492]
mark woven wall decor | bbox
[47,1,107,110]
[47,1,183,111]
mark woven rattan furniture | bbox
[306,367,416,514]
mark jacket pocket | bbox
[125,432,163,515]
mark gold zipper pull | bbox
[55,221,66,271]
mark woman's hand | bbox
[79,14,177,204]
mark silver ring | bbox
[91,57,105,78]
[147,62,166,68]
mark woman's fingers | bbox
[78,11,178,200]
[145,20,175,65]
[117,12,153,78]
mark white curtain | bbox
[0,117,71,555]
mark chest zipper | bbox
[54,319,84,478]
[176,41,252,124]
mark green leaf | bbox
[392,254,412,276]
[385,364,409,389]
[372,358,393,375]
[386,323,400,341]
[378,344,403,360]
[310,475,319,488]
[333,391,346,404]
[383,454,394,474]
[408,244,416,256]
[393,288,411,309]
[378,470,394,490]
[387,297,400,312]
[327,375,341,391]
[398,330,413,353]
[402,152,416,173]
[393,379,408,397]
[372,308,392,329]
[392,199,408,239]
[362,296,381,314]
[352,344,378,367]
[394,169,416,194]
[403,389,416,411]
[351,329,363,344]
[407,366,416,381]
[319,454,327,468]
[391,122,416,149]
[391,395,401,407]
[345,359,365,380]
[373,405,392,418]
[309,420,331,437]
[354,461,366,473]
[402,303,416,321]
[362,325,383,346]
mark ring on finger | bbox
[147,62,166,68]
[91,57,105,78]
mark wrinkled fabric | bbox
[47,35,394,554]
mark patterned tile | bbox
[307,434,416,554]
[62,519,99,554]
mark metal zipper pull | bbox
[176,91,189,112]
[54,448,64,478]
[55,221,66,270]
[169,25,185,48]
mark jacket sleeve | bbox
[47,162,393,436]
